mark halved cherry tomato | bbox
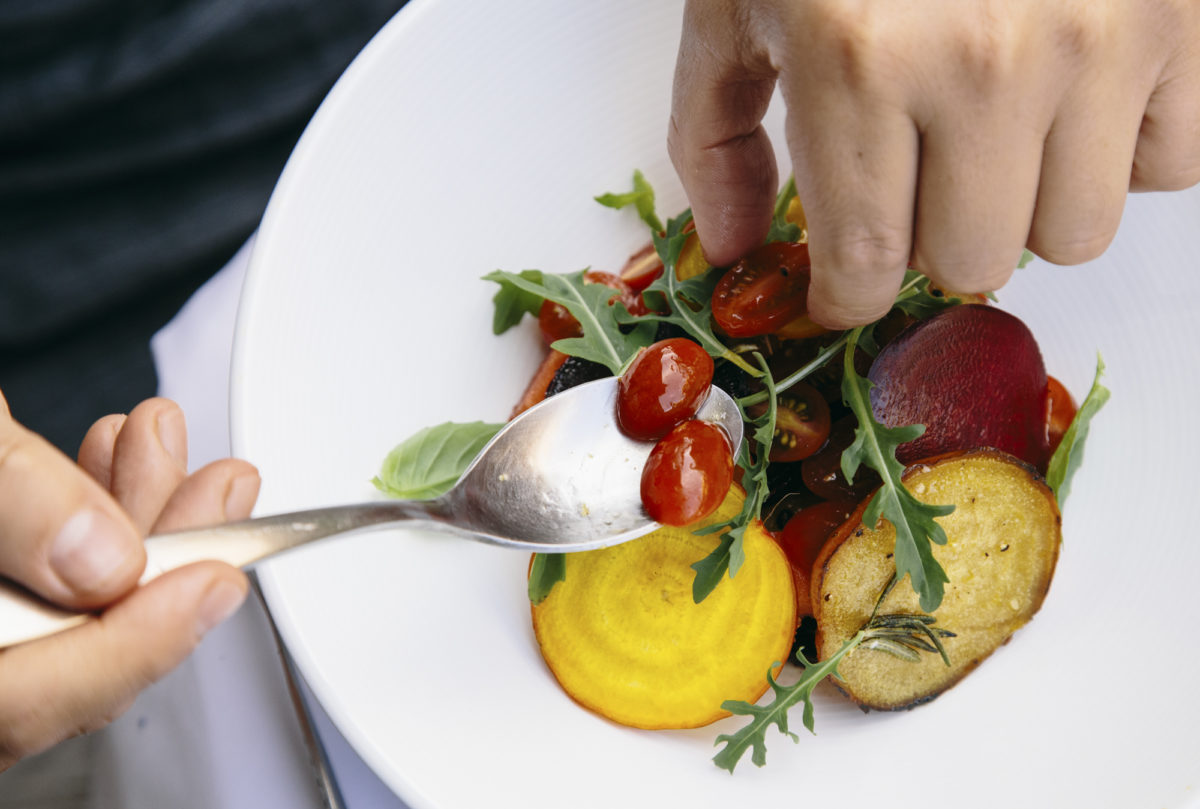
[618,338,714,441]
[711,242,812,337]
[1045,375,1077,454]
[800,415,880,502]
[765,383,830,462]
[641,420,734,526]
[536,271,649,346]
[618,243,664,291]
[778,499,856,615]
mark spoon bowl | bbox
[0,377,743,648]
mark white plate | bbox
[231,1,1200,807]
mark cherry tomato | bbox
[800,416,880,502]
[1045,375,1077,455]
[711,241,812,337]
[585,270,650,317]
[778,500,856,615]
[641,420,734,526]
[617,338,714,441]
[767,383,831,462]
[538,299,583,344]
[618,243,664,291]
[536,271,649,346]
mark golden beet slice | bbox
[532,489,796,729]
[814,449,1061,710]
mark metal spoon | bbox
[0,377,743,648]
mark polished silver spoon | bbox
[0,377,743,648]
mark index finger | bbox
[668,0,779,267]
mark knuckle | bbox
[1029,227,1115,266]
[1132,152,1200,192]
[820,224,911,275]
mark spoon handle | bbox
[0,500,446,649]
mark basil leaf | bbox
[373,421,504,500]
[1046,355,1110,505]
[594,169,664,233]
[488,269,545,335]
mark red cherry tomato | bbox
[778,500,856,615]
[538,299,583,345]
[767,383,831,462]
[536,272,649,346]
[1045,375,1077,455]
[584,270,650,317]
[800,416,880,502]
[618,243,664,292]
[711,242,812,337]
[641,420,734,526]
[617,338,714,441]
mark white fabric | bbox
[87,235,408,808]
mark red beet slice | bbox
[867,304,1051,471]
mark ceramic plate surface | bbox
[232,1,1200,806]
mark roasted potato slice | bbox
[813,448,1061,710]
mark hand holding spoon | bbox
[0,378,742,648]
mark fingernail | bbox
[196,579,247,638]
[224,474,260,520]
[156,407,187,469]
[50,509,137,593]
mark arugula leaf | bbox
[373,421,504,500]
[766,176,804,244]
[487,269,545,335]
[713,605,953,772]
[483,269,656,374]
[692,355,777,602]
[892,269,965,321]
[594,169,665,233]
[839,328,954,613]
[714,640,858,773]
[618,212,762,378]
[1046,355,1110,505]
[528,553,567,604]
[1017,248,1035,269]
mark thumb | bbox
[668,0,778,267]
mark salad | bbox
[373,173,1108,772]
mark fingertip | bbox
[78,414,127,489]
[48,507,146,609]
[805,269,901,329]
[192,563,251,639]
[223,467,261,522]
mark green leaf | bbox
[713,639,860,773]
[766,176,804,244]
[691,355,776,602]
[1017,248,1035,269]
[839,328,954,613]
[483,269,655,374]
[1046,355,1110,506]
[892,269,964,320]
[620,213,762,378]
[528,553,567,604]
[487,269,545,335]
[690,534,735,603]
[594,169,665,233]
[372,421,504,500]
